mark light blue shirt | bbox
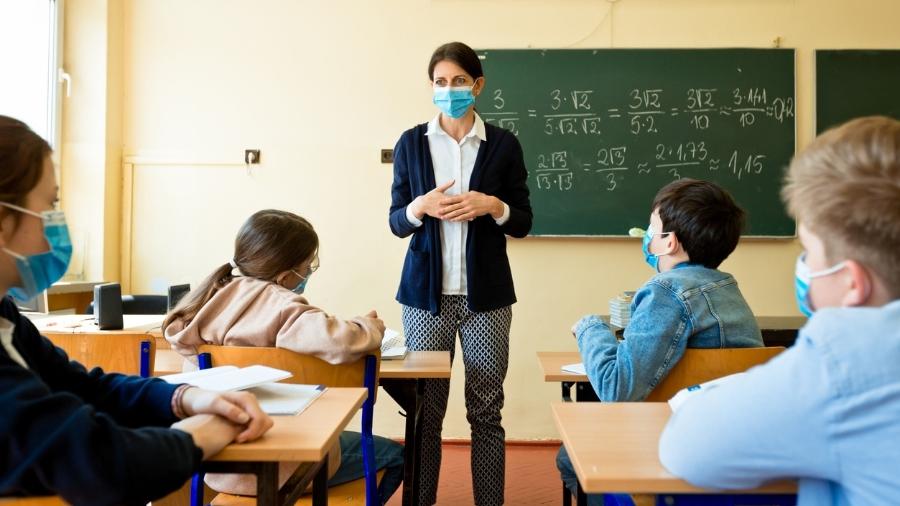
[659,300,900,505]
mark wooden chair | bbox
[643,346,785,401]
[564,346,786,506]
[192,345,382,506]
[43,333,156,377]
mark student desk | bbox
[28,313,165,336]
[204,387,366,506]
[154,349,452,506]
[380,351,452,506]
[537,351,595,402]
[538,316,806,402]
[46,281,104,313]
[552,402,796,502]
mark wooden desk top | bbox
[211,387,366,463]
[552,402,795,494]
[46,281,104,295]
[379,351,451,379]
[27,314,164,336]
[537,351,588,382]
[154,349,453,379]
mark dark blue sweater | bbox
[389,122,532,315]
[0,297,201,505]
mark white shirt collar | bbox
[426,113,487,142]
[0,316,27,369]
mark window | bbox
[0,0,64,148]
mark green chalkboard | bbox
[474,49,796,237]
[816,50,900,134]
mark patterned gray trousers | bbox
[402,295,512,506]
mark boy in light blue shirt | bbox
[558,179,763,504]
[659,116,900,505]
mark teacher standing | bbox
[388,41,532,506]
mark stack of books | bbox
[609,291,635,328]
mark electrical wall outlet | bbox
[380,149,393,164]
[244,149,261,164]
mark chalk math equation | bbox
[481,86,795,192]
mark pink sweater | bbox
[164,276,384,365]
[164,276,384,495]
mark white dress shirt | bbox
[406,113,510,295]
[0,317,27,368]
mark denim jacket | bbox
[574,262,763,402]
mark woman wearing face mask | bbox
[163,209,404,504]
[0,115,274,505]
[388,41,533,506]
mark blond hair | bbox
[782,116,900,297]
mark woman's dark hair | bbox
[163,209,319,330]
[651,178,745,269]
[428,42,483,81]
[0,115,52,227]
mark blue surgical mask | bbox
[794,253,847,317]
[1,203,72,302]
[642,225,670,273]
[433,85,475,119]
[290,269,310,294]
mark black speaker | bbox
[93,283,123,330]
[167,284,191,312]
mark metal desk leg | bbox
[312,454,329,506]
[562,381,575,402]
[256,462,279,506]
[576,482,588,506]
[410,379,425,505]
[382,378,425,506]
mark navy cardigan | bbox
[0,297,201,505]
[389,121,532,315]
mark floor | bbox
[385,442,563,506]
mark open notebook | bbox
[380,328,408,360]
[160,365,324,415]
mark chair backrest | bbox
[196,345,380,393]
[43,333,156,377]
[644,346,784,402]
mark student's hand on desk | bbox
[438,191,504,222]
[181,388,274,443]
[410,180,456,220]
[171,414,241,459]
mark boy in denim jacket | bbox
[660,117,900,505]
[558,179,763,503]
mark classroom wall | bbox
[61,0,123,283]
[64,0,900,439]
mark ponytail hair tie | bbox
[229,259,238,268]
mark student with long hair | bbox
[164,209,404,504]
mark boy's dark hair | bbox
[651,178,745,269]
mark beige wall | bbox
[61,0,123,282]
[64,0,900,439]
